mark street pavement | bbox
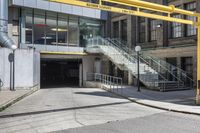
[106,86,200,114]
[54,111,200,133]
[0,87,165,133]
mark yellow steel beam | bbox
[197,17,200,104]
[102,0,200,17]
[40,51,87,55]
[49,0,196,26]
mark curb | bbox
[102,87,200,116]
[0,88,39,112]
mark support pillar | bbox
[196,17,200,105]
[128,71,133,85]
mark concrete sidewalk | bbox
[0,89,38,111]
[107,86,200,115]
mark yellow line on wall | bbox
[40,51,88,55]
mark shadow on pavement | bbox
[0,101,131,119]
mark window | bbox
[138,17,145,43]
[121,19,127,42]
[58,14,68,46]
[113,21,119,38]
[150,19,157,41]
[33,10,45,44]
[23,9,103,47]
[181,57,193,79]
[68,16,79,46]
[46,12,57,45]
[25,9,33,44]
[171,14,182,38]
[185,2,197,36]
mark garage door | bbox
[41,59,81,88]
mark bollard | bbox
[0,78,3,91]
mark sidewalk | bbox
[108,86,200,115]
[0,89,38,111]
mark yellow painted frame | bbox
[49,0,200,104]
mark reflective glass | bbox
[34,10,45,44]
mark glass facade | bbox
[22,8,104,47]
[79,18,103,47]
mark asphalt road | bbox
[0,88,199,133]
[54,111,200,133]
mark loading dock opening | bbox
[41,59,82,88]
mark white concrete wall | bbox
[0,48,40,90]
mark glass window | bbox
[69,16,79,46]
[113,21,119,38]
[181,57,193,79]
[79,18,102,47]
[171,14,182,38]
[138,17,145,43]
[33,10,45,44]
[46,12,57,45]
[150,19,157,41]
[25,9,33,44]
[58,14,68,46]
[121,19,127,42]
[185,2,197,36]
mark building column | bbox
[128,71,133,85]
[127,15,137,49]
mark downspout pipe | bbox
[0,0,17,50]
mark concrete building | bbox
[0,0,197,90]
[107,0,198,85]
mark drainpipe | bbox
[0,0,17,50]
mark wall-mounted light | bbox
[156,24,163,28]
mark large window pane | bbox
[46,12,57,45]
[80,18,102,47]
[171,14,182,38]
[58,14,68,46]
[34,10,45,44]
[138,17,145,43]
[69,16,79,46]
[121,19,127,42]
[185,2,197,36]
[25,9,33,44]
[113,21,119,38]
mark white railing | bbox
[86,37,194,91]
[87,73,123,94]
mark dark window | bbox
[121,19,127,42]
[171,14,182,38]
[150,19,157,41]
[138,17,145,43]
[181,57,193,78]
[113,21,119,38]
[185,2,197,36]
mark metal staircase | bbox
[86,37,194,91]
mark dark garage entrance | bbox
[41,59,82,88]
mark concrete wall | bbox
[0,48,40,90]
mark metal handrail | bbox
[110,38,193,85]
[86,36,193,90]
[87,73,123,93]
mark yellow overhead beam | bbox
[102,0,200,17]
[49,0,197,26]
